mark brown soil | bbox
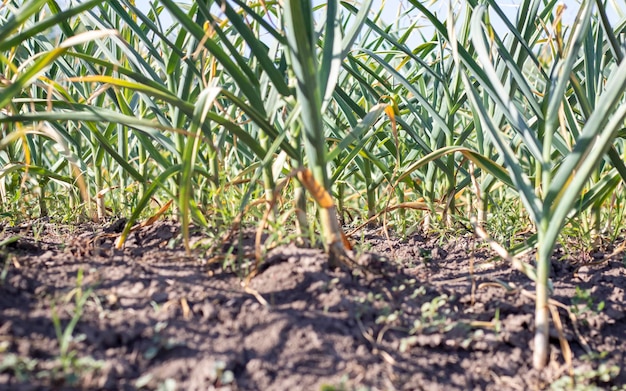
[0,219,625,390]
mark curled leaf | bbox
[296,168,335,209]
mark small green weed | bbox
[550,364,621,390]
[50,268,104,384]
[0,353,38,383]
[571,287,605,318]
[410,294,452,334]
[143,321,183,361]
[320,374,371,391]
[0,236,19,285]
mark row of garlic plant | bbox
[2,0,626,369]
[446,0,626,367]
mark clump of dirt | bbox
[0,220,624,390]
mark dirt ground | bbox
[0,219,625,390]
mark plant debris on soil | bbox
[1,220,625,390]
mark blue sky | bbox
[132,0,625,40]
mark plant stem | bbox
[534,219,551,369]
